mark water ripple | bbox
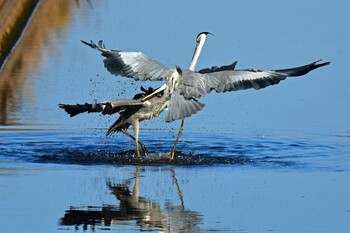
[1,129,349,170]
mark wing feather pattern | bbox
[82,40,170,81]
[165,91,205,122]
[178,60,330,99]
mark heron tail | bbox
[274,60,330,77]
[59,101,103,117]
[106,116,130,136]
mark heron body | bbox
[60,68,182,157]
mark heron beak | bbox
[169,79,177,94]
[168,67,181,94]
[207,32,215,37]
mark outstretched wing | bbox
[165,91,205,122]
[178,60,330,99]
[59,99,146,117]
[205,69,287,93]
[82,40,170,81]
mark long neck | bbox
[189,36,206,71]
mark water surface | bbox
[1,128,350,232]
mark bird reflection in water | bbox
[59,167,204,232]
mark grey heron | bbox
[60,67,182,157]
[59,61,238,158]
[61,32,227,158]
[79,32,231,159]
[80,36,329,159]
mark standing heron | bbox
[60,67,182,158]
[79,32,237,158]
[61,32,236,158]
[59,65,237,158]
[80,36,329,159]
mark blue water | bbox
[1,128,350,232]
[1,129,348,170]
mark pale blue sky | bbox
[19,0,350,134]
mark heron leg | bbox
[121,128,148,156]
[133,120,141,158]
[170,119,184,160]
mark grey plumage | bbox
[177,60,330,99]
[105,88,169,136]
[165,91,205,123]
[81,40,330,122]
[59,87,165,135]
[59,99,145,117]
[81,40,169,81]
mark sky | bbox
[4,0,350,135]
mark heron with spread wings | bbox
[60,33,238,158]
[60,33,330,159]
[81,37,329,157]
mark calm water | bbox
[1,1,350,232]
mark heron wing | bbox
[198,61,237,73]
[101,99,146,115]
[179,70,285,98]
[165,91,205,122]
[177,70,221,99]
[206,70,287,93]
[178,60,330,99]
[82,40,170,81]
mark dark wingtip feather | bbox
[59,102,103,117]
[274,60,331,77]
[81,40,100,50]
[198,60,238,74]
[81,40,92,47]
[314,60,331,68]
[58,104,80,117]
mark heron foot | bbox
[170,149,175,160]
[141,143,148,155]
[136,147,141,158]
